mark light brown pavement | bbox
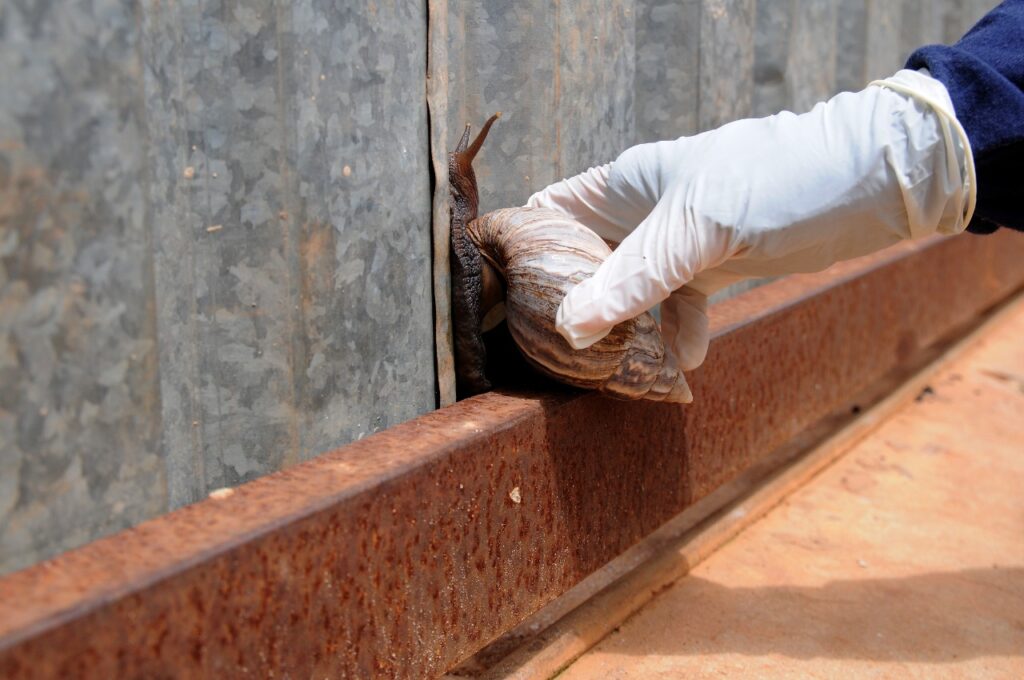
[560,299,1024,679]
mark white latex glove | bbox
[527,69,976,374]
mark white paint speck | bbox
[509,486,522,504]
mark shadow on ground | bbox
[606,566,1024,662]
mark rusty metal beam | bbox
[1,233,1023,679]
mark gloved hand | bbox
[527,69,975,388]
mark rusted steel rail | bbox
[1,233,1022,679]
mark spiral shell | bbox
[468,207,690,402]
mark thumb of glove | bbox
[555,193,705,350]
[660,286,709,372]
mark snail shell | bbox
[449,114,689,403]
[467,208,691,402]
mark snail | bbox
[449,115,691,403]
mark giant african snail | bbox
[449,115,691,403]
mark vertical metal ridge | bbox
[428,0,456,407]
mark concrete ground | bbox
[560,301,1024,679]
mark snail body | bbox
[450,117,689,403]
[449,115,500,397]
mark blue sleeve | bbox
[906,0,1024,234]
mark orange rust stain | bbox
[562,299,1024,679]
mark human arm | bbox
[528,69,974,387]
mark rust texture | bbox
[560,295,1024,679]
[1,233,1022,679]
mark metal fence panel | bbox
[1,0,1001,576]
[1,0,433,575]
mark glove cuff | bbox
[870,70,977,234]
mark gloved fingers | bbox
[659,286,709,371]
[688,268,752,298]
[527,138,679,244]
[526,164,632,243]
[555,195,704,350]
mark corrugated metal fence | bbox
[0,0,998,575]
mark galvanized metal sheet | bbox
[786,0,839,112]
[0,0,167,576]
[635,0,701,142]
[1,0,435,574]
[445,1,635,212]
[429,0,457,407]
[945,0,1001,42]
[147,0,435,506]
[754,0,839,117]
[2,232,1022,678]
[836,0,870,91]
[840,0,994,92]
[698,0,756,130]
[864,0,904,81]
[1,0,990,584]
[900,0,946,64]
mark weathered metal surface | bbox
[146,0,435,504]
[430,0,457,407]
[864,0,904,82]
[698,0,756,130]
[836,0,870,92]
[2,0,435,574]
[555,3,636,176]
[836,0,971,97]
[942,0,983,44]
[2,232,1022,679]
[753,0,794,117]
[899,0,946,64]
[0,0,998,605]
[943,0,1001,45]
[635,0,700,143]
[0,0,167,576]
[445,1,635,212]
[754,0,838,118]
